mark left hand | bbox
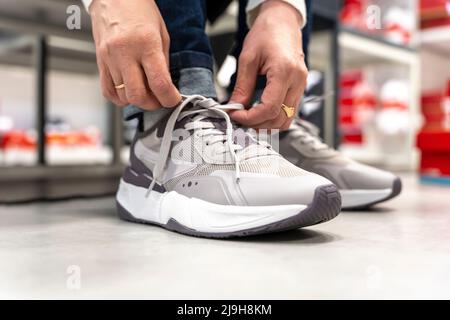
[229,0,308,130]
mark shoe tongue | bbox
[207,117,263,149]
[233,127,258,148]
[174,105,258,149]
[293,118,320,137]
[173,113,223,132]
[291,119,336,154]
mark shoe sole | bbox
[341,177,402,210]
[116,182,341,239]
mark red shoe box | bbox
[421,18,450,29]
[418,82,450,180]
[417,131,450,177]
[421,92,447,130]
[339,71,364,144]
[420,0,450,29]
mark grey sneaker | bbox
[278,119,402,210]
[116,95,341,238]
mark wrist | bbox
[258,0,303,28]
[89,0,103,16]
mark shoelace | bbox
[291,119,330,151]
[146,95,244,197]
[302,91,335,104]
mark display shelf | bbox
[0,147,113,166]
[0,164,124,204]
[121,146,131,164]
[419,26,450,56]
[0,0,123,202]
[336,27,421,171]
[339,27,418,68]
[0,0,92,41]
[339,144,420,170]
[0,35,97,74]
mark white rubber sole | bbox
[340,189,392,209]
[115,179,341,238]
[117,179,306,233]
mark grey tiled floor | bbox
[1,174,449,299]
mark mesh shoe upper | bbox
[279,119,397,191]
[132,95,332,206]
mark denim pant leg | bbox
[123,0,217,128]
[229,0,313,103]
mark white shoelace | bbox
[146,95,244,197]
[291,119,330,151]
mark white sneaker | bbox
[116,95,341,238]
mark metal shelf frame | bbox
[0,0,124,202]
[337,27,421,170]
[0,0,344,202]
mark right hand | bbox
[90,0,181,109]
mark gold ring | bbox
[281,104,295,118]
[115,83,126,90]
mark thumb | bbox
[229,52,258,107]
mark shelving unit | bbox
[418,25,450,92]
[419,26,450,56]
[417,24,450,182]
[0,0,124,203]
[338,28,421,170]
[339,27,418,67]
[1,0,432,201]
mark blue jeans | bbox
[125,0,312,127]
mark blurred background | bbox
[0,0,449,202]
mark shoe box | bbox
[339,70,365,144]
[340,0,415,45]
[417,80,450,184]
[420,0,450,29]
[339,67,412,154]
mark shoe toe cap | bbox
[340,163,397,190]
[238,171,334,206]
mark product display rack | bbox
[419,25,450,56]
[0,0,124,203]
[0,0,345,203]
[338,26,421,170]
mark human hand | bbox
[230,0,308,130]
[90,0,181,109]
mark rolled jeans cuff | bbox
[123,50,216,124]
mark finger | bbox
[252,113,287,130]
[231,68,288,126]
[108,63,128,105]
[142,52,181,108]
[252,84,302,130]
[145,92,164,111]
[285,87,301,110]
[99,62,125,107]
[280,86,303,130]
[281,117,295,131]
[121,61,161,110]
[229,51,259,106]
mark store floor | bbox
[1,174,449,299]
